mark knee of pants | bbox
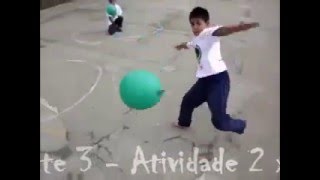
[181,94,195,108]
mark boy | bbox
[174,7,259,134]
[106,0,124,35]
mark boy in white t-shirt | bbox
[174,7,259,134]
[106,0,124,35]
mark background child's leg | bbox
[207,72,246,134]
[178,80,206,127]
[115,16,123,28]
[108,23,118,35]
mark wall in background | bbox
[41,0,72,10]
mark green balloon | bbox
[106,4,117,17]
[119,70,165,110]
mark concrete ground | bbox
[40,0,279,179]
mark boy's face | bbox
[190,18,209,36]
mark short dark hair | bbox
[189,7,210,22]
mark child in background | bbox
[106,0,124,35]
[174,7,259,134]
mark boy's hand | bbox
[175,42,188,50]
[239,22,260,31]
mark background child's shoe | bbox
[116,27,122,32]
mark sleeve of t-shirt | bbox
[199,25,223,37]
[186,41,196,48]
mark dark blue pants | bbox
[178,71,246,134]
[108,16,123,35]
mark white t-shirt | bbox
[106,3,123,26]
[187,25,227,78]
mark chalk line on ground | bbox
[105,163,119,167]
[72,32,102,46]
[41,98,59,114]
[41,59,103,123]
[111,75,118,92]
[104,65,120,92]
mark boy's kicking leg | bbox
[207,71,247,134]
[176,79,207,128]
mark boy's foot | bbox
[239,120,247,134]
[172,122,189,129]
[233,119,247,134]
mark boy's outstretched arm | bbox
[108,16,114,23]
[212,22,259,36]
[175,42,194,50]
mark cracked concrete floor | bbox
[40,0,279,179]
